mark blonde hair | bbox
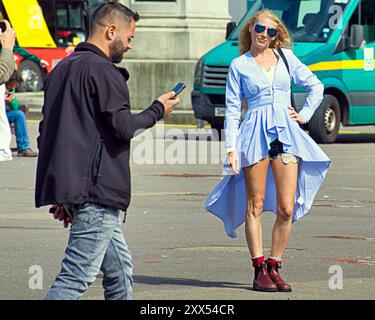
[239,9,292,55]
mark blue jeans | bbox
[6,109,30,151]
[45,203,133,300]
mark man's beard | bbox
[110,38,127,63]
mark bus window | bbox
[56,3,82,29]
[38,1,88,47]
[57,7,68,28]
[89,0,107,15]
[69,4,82,29]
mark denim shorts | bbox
[268,139,299,164]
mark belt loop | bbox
[123,210,128,224]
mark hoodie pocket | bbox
[92,139,104,184]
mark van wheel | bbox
[18,60,44,92]
[209,121,224,140]
[308,94,341,144]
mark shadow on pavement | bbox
[133,275,249,290]
[335,134,375,143]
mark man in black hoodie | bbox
[35,2,180,300]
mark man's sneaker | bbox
[17,148,38,157]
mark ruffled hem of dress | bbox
[205,107,331,238]
[237,106,330,168]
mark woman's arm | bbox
[288,49,324,123]
[224,61,243,152]
[0,48,14,84]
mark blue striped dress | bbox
[205,48,331,238]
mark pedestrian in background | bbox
[35,2,179,300]
[0,19,16,161]
[205,9,331,292]
[13,44,50,70]
[5,71,37,157]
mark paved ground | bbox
[0,122,374,300]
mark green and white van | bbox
[192,0,375,143]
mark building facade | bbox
[97,0,248,109]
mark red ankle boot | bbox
[266,259,292,292]
[253,263,278,292]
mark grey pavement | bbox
[0,122,374,300]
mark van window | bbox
[297,1,321,29]
[229,0,350,43]
[346,0,375,44]
[361,0,375,43]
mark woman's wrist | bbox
[298,114,306,124]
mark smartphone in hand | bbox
[0,12,6,32]
[171,82,186,99]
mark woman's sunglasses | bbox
[254,24,278,37]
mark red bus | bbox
[0,0,89,91]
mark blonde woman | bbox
[205,9,331,292]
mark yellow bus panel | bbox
[2,0,56,48]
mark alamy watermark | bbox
[328,265,343,290]
[132,124,229,167]
[329,5,344,30]
[29,5,45,30]
[28,265,43,290]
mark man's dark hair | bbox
[90,1,140,34]
[6,71,23,85]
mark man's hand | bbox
[40,59,50,68]
[157,91,180,118]
[50,204,73,229]
[0,20,16,51]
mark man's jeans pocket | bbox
[71,204,103,231]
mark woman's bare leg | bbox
[243,157,270,258]
[244,157,277,292]
[266,155,298,292]
[270,156,298,258]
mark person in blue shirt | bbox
[205,9,331,293]
[6,71,37,157]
